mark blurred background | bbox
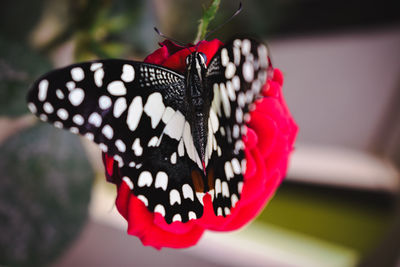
[0,0,399,266]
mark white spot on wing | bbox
[161,107,175,124]
[163,111,185,140]
[188,211,197,220]
[233,46,241,65]
[39,114,47,121]
[147,136,158,147]
[226,81,236,101]
[28,103,37,113]
[66,81,75,90]
[224,162,234,181]
[209,109,219,133]
[99,143,108,152]
[102,124,113,139]
[126,96,143,131]
[232,75,240,91]
[231,194,239,208]
[224,207,231,215]
[99,95,112,109]
[115,139,126,152]
[241,39,251,55]
[144,92,165,128]
[177,139,184,157]
[138,171,152,187]
[137,195,148,206]
[237,93,245,108]
[236,108,243,124]
[38,80,49,101]
[107,81,127,96]
[90,62,103,71]
[196,192,205,205]
[222,181,230,198]
[231,158,241,174]
[225,62,236,79]
[233,39,242,47]
[172,214,182,222]
[155,171,168,191]
[219,83,231,116]
[71,67,84,82]
[182,184,194,201]
[232,124,240,138]
[43,102,54,113]
[238,182,243,194]
[85,132,94,141]
[94,68,104,87]
[132,138,142,156]
[241,159,247,174]
[221,48,229,67]
[170,152,177,164]
[122,176,134,189]
[113,97,127,118]
[243,61,254,82]
[129,161,136,167]
[54,121,63,128]
[212,83,221,116]
[56,89,64,99]
[69,88,85,106]
[183,122,197,166]
[154,204,165,216]
[121,64,135,82]
[73,114,84,125]
[217,207,223,216]
[57,108,68,120]
[258,44,269,67]
[88,112,102,127]
[170,189,181,205]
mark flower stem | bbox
[194,0,220,43]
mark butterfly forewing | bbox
[27,59,206,223]
[205,38,271,216]
[28,60,187,164]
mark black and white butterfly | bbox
[27,38,271,223]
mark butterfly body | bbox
[185,52,212,169]
[27,38,271,223]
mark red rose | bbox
[102,39,298,249]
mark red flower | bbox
[102,39,298,249]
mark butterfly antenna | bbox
[203,2,242,41]
[154,27,187,47]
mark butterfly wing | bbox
[205,38,271,216]
[27,60,204,223]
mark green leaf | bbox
[194,0,221,43]
[0,37,51,116]
[0,124,94,266]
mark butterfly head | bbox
[185,52,207,71]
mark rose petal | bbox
[219,171,281,231]
[153,213,197,235]
[249,111,278,157]
[104,36,297,249]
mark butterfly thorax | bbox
[185,52,211,170]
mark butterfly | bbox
[27,38,272,224]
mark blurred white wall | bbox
[269,26,400,150]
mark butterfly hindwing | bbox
[205,38,271,216]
